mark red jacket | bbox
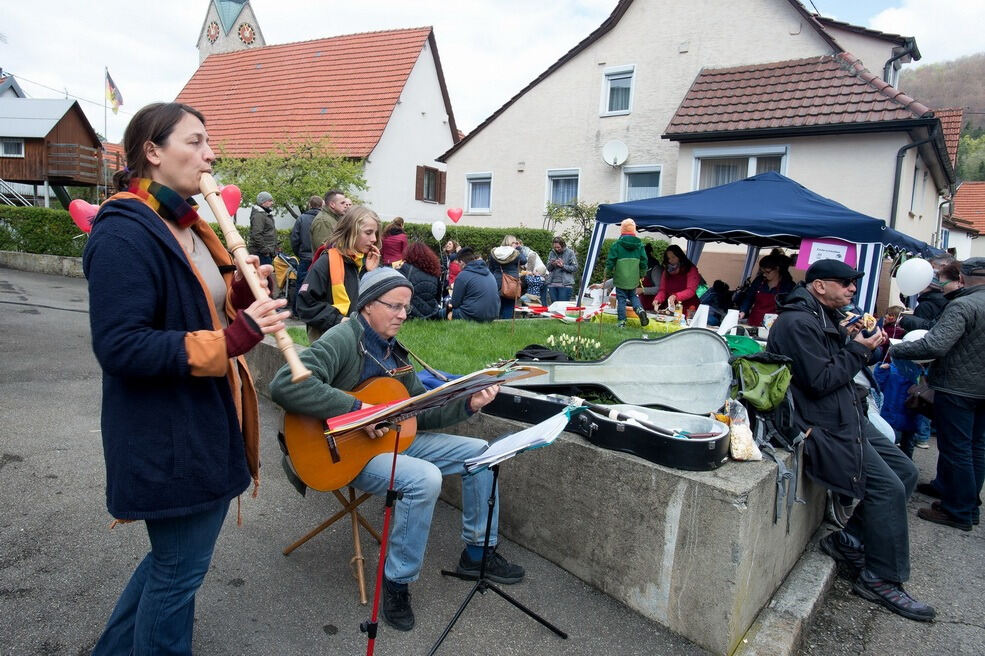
[654,266,701,311]
[381,230,407,265]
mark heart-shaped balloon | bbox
[68,199,98,233]
[219,184,242,218]
[446,207,463,223]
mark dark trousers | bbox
[933,391,985,524]
[844,421,918,582]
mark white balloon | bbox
[431,220,446,241]
[902,329,928,342]
[895,258,934,296]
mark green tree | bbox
[956,132,985,182]
[543,199,600,248]
[213,137,367,217]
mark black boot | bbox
[381,578,414,631]
[456,546,525,584]
[852,569,935,622]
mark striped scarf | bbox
[326,249,365,316]
[126,178,200,228]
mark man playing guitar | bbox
[269,267,524,632]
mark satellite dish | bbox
[601,140,629,167]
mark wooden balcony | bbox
[46,142,100,185]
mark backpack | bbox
[730,352,792,412]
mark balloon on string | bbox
[901,328,933,363]
[219,184,242,217]
[446,207,463,223]
[68,199,99,233]
[895,258,934,296]
[431,220,446,242]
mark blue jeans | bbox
[351,432,497,584]
[549,286,572,303]
[93,502,230,655]
[499,298,515,319]
[932,391,985,524]
[615,287,644,322]
[914,413,931,444]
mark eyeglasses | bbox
[375,299,413,315]
[820,278,857,288]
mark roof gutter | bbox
[883,37,921,82]
[889,126,936,230]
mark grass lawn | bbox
[287,318,654,375]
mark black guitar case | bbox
[484,329,733,471]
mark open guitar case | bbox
[484,329,733,471]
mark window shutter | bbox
[437,171,446,204]
[415,166,425,201]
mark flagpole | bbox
[103,66,108,199]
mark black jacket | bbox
[766,285,871,498]
[398,262,443,320]
[290,208,318,260]
[899,289,947,331]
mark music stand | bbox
[427,462,567,655]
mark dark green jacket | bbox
[604,235,647,290]
[270,317,471,428]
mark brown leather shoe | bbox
[917,504,972,531]
[931,501,979,526]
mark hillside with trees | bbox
[900,53,985,181]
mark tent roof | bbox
[595,172,935,256]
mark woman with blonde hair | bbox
[489,234,527,319]
[297,205,381,341]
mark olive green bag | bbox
[730,352,792,412]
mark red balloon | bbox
[446,207,463,223]
[219,184,242,218]
[68,199,98,234]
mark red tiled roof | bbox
[176,27,445,158]
[952,181,985,233]
[934,107,963,169]
[664,53,933,138]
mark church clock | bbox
[237,22,256,45]
[206,21,220,43]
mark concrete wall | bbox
[0,251,84,277]
[362,39,455,224]
[822,26,904,83]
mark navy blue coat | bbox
[450,260,499,321]
[83,197,253,520]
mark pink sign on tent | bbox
[795,238,857,270]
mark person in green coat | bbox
[604,218,650,327]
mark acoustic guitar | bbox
[282,377,418,492]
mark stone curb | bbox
[732,534,836,656]
[0,250,84,278]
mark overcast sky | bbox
[1,0,982,143]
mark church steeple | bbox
[197,0,265,63]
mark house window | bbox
[601,66,635,116]
[940,228,950,249]
[1,139,24,158]
[548,169,579,205]
[415,165,445,203]
[694,147,785,190]
[624,166,661,201]
[466,173,492,213]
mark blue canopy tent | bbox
[580,172,939,313]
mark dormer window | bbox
[601,65,635,116]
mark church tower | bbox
[197,0,266,63]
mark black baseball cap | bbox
[805,259,864,283]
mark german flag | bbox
[105,69,123,115]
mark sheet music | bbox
[325,365,546,435]
[464,408,573,472]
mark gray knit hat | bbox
[354,267,413,312]
[256,191,273,204]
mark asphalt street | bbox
[0,267,706,655]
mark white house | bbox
[438,0,955,264]
[178,18,460,225]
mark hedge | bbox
[0,206,665,287]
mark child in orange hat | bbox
[604,219,650,327]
